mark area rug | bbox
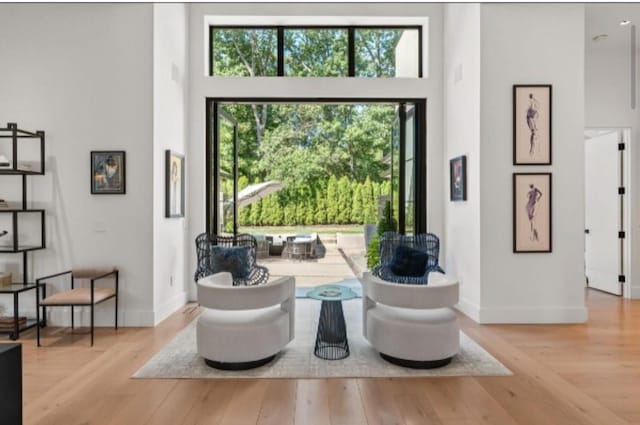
[133,299,511,379]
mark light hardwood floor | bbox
[11,290,640,425]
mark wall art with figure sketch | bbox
[513,173,551,253]
[165,150,184,218]
[513,85,552,165]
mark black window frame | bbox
[209,25,423,78]
[205,97,427,237]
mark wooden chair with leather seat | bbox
[36,268,119,346]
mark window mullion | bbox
[348,27,355,77]
[277,27,284,76]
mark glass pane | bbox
[391,108,400,228]
[404,105,416,235]
[218,117,235,234]
[284,29,348,76]
[212,28,278,76]
[355,28,420,78]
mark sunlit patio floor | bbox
[259,242,366,287]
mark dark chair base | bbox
[204,355,276,371]
[380,353,454,369]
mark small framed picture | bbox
[449,155,467,201]
[513,173,552,253]
[91,151,125,194]
[165,150,185,218]
[513,85,552,165]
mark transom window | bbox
[210,26,422,78]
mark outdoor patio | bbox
[258,236,367,287]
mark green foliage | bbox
[213,29,407,228]
[325,176,339,224]
[367,236,381,269]
[377,201,397,236]
[350,182,363,224]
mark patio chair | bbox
[195,233,269,286]
[372,232,444,285]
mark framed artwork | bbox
[513,173,552,253]
[513,84,552,165]
[165,150,185,218]
[91,151,125,194]
[449,155,467,201]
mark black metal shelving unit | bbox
[0,122,45,340]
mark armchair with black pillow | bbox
[372,232,444,285]
[195,233,269,286]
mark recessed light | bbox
[592,34,609,42]
[620,20,631,26]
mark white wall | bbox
[443,4,482,321]
[0,4,155,325]
[478,4,587,322]
[153,4,190,324]
[585,6,640,299]
[187,3,445,299]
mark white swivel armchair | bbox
[196,272,295,370]
[362,271,459,368]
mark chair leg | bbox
[71,306,74,331]
[115,296,118,330]
[90,304,94,347]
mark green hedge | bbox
[238,177,390,226]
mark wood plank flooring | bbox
[7,290,639,425]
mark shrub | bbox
[367,235,380,269]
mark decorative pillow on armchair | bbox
[210,246,252,280]
[389,245,428,278]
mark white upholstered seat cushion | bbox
[197,306,289,363]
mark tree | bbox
[326,176,339,224]
[337,176,352,224]
[350,182,363,224]
[211,30,406,227]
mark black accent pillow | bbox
[389,245,428,277]
[210,246,252,279]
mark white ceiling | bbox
[586,4,640,48]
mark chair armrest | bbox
[36,270,72,284]
[91,270,118,282]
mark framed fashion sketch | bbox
[449,155,467,201]
[91,151,125,194]
[513,85,552,165]
[513,173,552,253]
[165,150,185,218]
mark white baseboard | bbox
[629,286,640,299]
[455,298,480,322]
[477,306,588,324]
[154,291,188,325]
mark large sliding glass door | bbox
[387,102,423,235]
[207,99,426,237]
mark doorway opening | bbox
[206,98,427,287]
[584,128,631,297]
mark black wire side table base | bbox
[314,300,349,360]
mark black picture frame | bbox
[165,150,185,218]
[513,173,552,253]
[513,84,552,165]
[449,155,467,201]
[90,151,126,194]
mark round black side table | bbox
[307,285,358,360]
